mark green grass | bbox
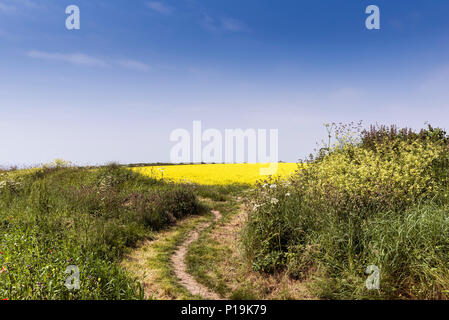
[242,124,449,299]
[192,184,249,202]
[121,186,247,300]
[125,212,214,300]
[0,164,207,300]
[186,199,240,297]
[185,194,314,300]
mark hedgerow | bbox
[0,164,206,299]
[243,124,449,299]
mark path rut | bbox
[171,210,223,300]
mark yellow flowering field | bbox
[132,163,300,185]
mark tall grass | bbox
[0,164,206,299]
[242,124,449,299]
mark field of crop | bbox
[131,163,300,185]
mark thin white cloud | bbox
[27,51,109,67]
[27,50,150,72]
[201,14,250,33]
[14,0,41,8]
[0,2,16,13]
[145,1,174,15]
[221,17,250,33]
[114,59,151,71]
[0,0,44,14]
[201,13,218,32]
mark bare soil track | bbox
[171,210,223,300]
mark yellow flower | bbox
[132,163,300,185]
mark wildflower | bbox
[270,184,277,189]
[285,192,291,197]
[271,198,279,204]
[0,267,7,274]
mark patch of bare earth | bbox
[172,210,223,300]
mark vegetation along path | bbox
[171,210,222,300]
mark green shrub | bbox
[243,124,449,299]
[0,164,204,300]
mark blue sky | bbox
[1,0,449,166]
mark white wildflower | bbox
[271,198,279,204]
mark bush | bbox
[243,124,449,299]
[299,138,449,215]
[0,164,205,299]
